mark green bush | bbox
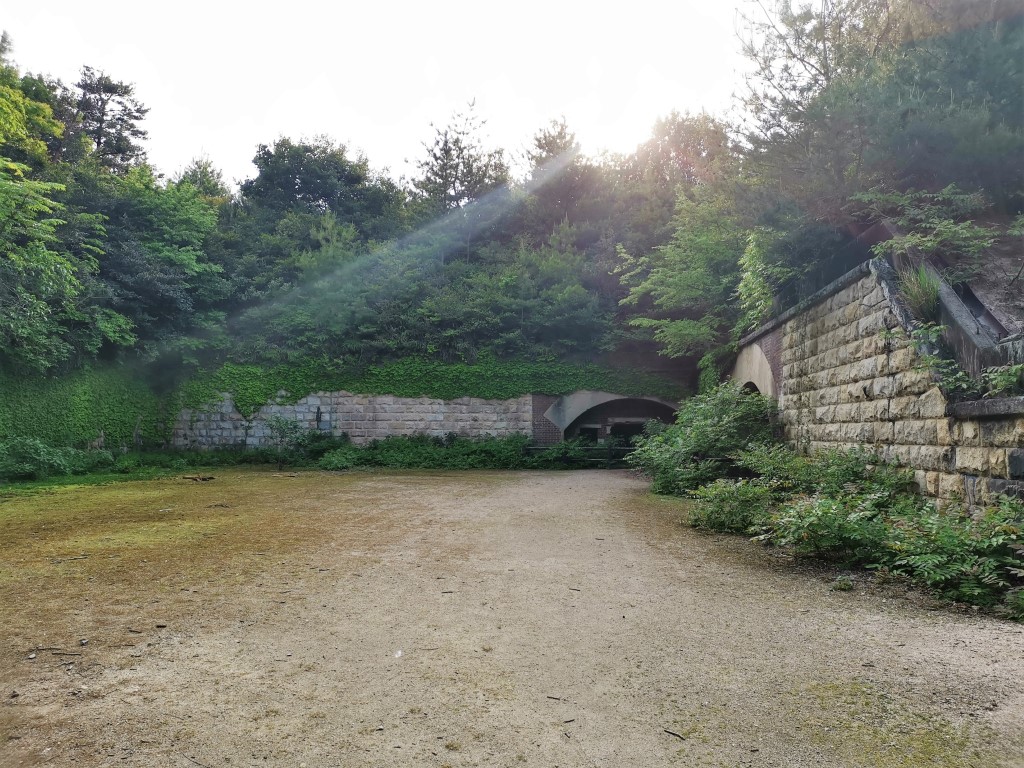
[680,438,1024,616]
[523,437,595,469]
[319,446,364,471]
[0,437,115,481]
[884,498,1024,609]
[758,494,891,563]
[629,382,778,495]
[688,478,775,533]
[319,434,535,471]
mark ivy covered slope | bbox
[0,358,684,448]
[176,357,685,418]
[0,367,167,447]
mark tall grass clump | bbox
[897,263,941,321]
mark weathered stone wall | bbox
[174,392,534,449]
[775,267,1024,504]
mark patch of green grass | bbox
[791,680,998,767]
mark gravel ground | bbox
[2,469,1023,767]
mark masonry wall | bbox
[774,268,1024,504]
[174,392,535,449]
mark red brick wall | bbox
[531,395,562,445]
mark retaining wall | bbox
[739,260,1024,504]
[174,392,534,449]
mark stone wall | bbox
[773,264,1024,504]
[174,392,534,449]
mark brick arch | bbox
[732,343,777,398]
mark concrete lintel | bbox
[948,396,1024,420]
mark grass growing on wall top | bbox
[177,357,685,417]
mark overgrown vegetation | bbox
[631,383,1024,619]
[0,432,607,486]
[896,265,941,322]
[627,383,777,494]
[3,1,1019,401]
[175,358,684,418]
[895,324,1024,400]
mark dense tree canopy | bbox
[0,0,1019,393]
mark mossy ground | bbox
[1,470,1019,767]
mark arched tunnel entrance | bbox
[541,391,679,445]
[566,398,677,443]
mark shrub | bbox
[319,435,536,471]
[629,382,778,495]
[736,445,916,499]
[758,494,889,563]
[0,437,70,481]
[523,437,594,470]
[689,478,775,533]
[883,498,1024,609]
[319,446,364,471]
[295,430,350,461]
[0,438,114,482]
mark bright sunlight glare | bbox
[0,0,751,182]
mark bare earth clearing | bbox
[1,469,1023,767]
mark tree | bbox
[175,156,230,200]
[413,103,509,214]
[74,66,148,172]
[617,187,746,359]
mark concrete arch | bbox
[732,342,777,398]
[543,391,679,433]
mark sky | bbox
[2,0,754,186]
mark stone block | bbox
[937,473,965,499]
[839,422,875,442]
[873,422,895,443]
[861,285,886,309]
[980,419,1024,449]
[856,311,889,338]
[871,376,897,399]
[893,370,933,396]
[893,419,939,445]
[955,447,992,474]
[916,388,947,419]
[1010,449,1024,481]
[936,418,954,446]
[886,345,916,374]
[838,382,861,403]
[953,419,980,447]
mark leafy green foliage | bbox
[618,188,744,359]
[856,186,995,282]
[884,499,1024,609]
[0,367,166,448]
[628,382,777,494]
[688,478,775,533]
[898,324,1024,400]
[674,438,1024,618]
[317,434,600,472]
[178,357,684,418]
[0,436,113,481]
[759,494,891,563]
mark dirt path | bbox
[2,470,1023,767]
